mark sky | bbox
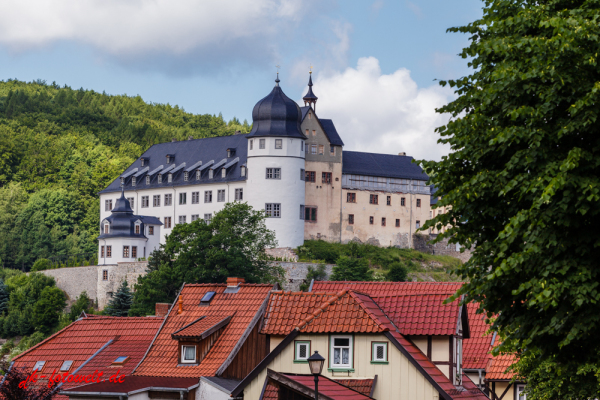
[0,0,483,161]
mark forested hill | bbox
[0,79,251,270]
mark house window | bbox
[295,341,311,362]
[105,200,112,211]
[395,219,400,227]
[127,197,134,209]
[322,172,332,184]
[417,199,421,207]
[191,214,199,222]
[330,335,353,369]
[330,145,335,155]
[318,145,324,155]
[370,194,378,205]
[141,196,149,208]
[401,197,406,206]
[32,361,46,372]
[416,220,421,229]
[123,246,129,258]
[235,188,243,201]
[259,139,266,149]
[265,203,281,218]
[275,139,282,149]
[311,144,317,154]
[299,205,305,220]
[132,246,137,259]
[101,246,105,258]
[516,385,527,400]
[372,342,388,363]
[168,174,172,183]
[179,193,187,205]
[164,217,172,229]
[149,226,154,235]
[158,174,162,183]
[305,171,316,182]
[135,224,140,234]
[266,168,281,179]
[192,191,200,204]
[106,246,112,258]
[204,214,212,223]
[348,214,354,225]
[382,218,386,226]
[217,190,225,202]
[347,193,356,203]
[387,196,391,206]
[179,215,186,224]
[104,223,109,234]
[300,169,305,181]
[60,361,73,372]
[165,194,172,206]
[305,206,317,222]
[146,176,150,185]
[132,177,136,186]
[369,216,374,225]
[181,345,196,364]
[249,140,253,150]
[204,191,212,203]
[102,270,108,281]
[184,171,189,181]
[153,195,160,207]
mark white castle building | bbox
[98,74,432,265]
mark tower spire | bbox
[302,68,318,111]
[275,65,280,87]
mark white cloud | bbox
[304,57,453,161]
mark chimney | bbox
[188,136,193,140]
[172,138,177,142]
[177,295,183,314]
[398,152,406,156]
[235,130,241,135]
[227,277,245,288]
[155,303,170,317]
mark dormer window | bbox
[158,174,162,184]
[135,224,140,235]
[141,158,145,166]
[104,222,109,234]
[241,166,246,177]
[166,155,172,164]
[172,315,232,366]
[209,170,214,179]
[196,170,201,180]
[33,361,45,372]
[112,356,129,366]
[168,174,172,183]
[146,176,150,185]
[184,171,188,181]
[227,148,236,157]
[200,291,216,305]
[132,177,136,186]
[221,169,226,178]
[181,346,196,364]
[60,360,73,372]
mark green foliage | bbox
[299,264,328,291]
[0,79,250,270]
[105,280,133,317]
[130,202,281,316]
[33,286,66,334]
[0,279,8,315]
[31,258,52,272]
[419,0,600,396]
[387,262,408,282]
[68,291,93,321]
[331,256,373,282]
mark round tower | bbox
[245,74,307,248]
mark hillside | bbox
[0,79,250,270]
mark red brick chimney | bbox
[155,303,170,317]
[227,277,245,288]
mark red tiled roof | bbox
[10,316,163,399]
[172,315,231,338]
[485,353,517,380]
[133,283,273,377]
[373,294,461,336]
[446,374,490,399]
[463,303,492,369]
[280,373,373,399]
[62,376,198,395]
[312,281,463,295]
[262,380,278,400]
[334,379,374,396]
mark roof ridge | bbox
[347,291,392,332]
[294,290,348,331]
[271,290,339,296]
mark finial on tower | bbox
[275,65,281,86]
[302,67,318,111]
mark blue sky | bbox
[0,0,483,160]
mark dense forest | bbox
[0,79,250,270]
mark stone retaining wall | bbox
[37,266,98,303]
[412,234,472,263]
[273,262,335,291]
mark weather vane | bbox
[310,64,313,74]
[276,65,280,74]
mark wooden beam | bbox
[498,383,513,400]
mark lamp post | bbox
[307,351,325,400]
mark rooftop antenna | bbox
[275,65,281,86]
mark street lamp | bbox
[307,351,325,400]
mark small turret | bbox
[302,71,318,111]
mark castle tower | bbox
[302,71,318,111]
[245,74,307,248]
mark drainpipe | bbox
[102,239,107,265]
[409,191,413,249]
[173,187,177,231]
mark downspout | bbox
[409,191,413,249]
[173,187,177,229]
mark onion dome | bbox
[302,72,318,110]
[111,189,134,213]
[247,74,305,139]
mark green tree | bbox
[299,264,328,291]
[331,256,373,282]
[386,262,408,282]
[32,286,66,334]
[104,280,133,317]
[420,1,600,397]
[0,279,8,315]
[31,258,51,272]
[68,291,93,321]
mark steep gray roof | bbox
[98,192,162,239]
[342,151,429,181]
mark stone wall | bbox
[97,262,149,308]
[37,266,98,303]
[412,234,472,263]
[271,262,335,291]
[265,247,298,262]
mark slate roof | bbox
[430,185,439,205]
[342,151,429,181]
[320,119,345,146]
[100,135,249,194]
[463,303,492,370]
[133,282,273,377]
[11,316,163,399]
[98,192,162,239]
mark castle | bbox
[97,74,432,264]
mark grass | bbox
[297,240,463,282]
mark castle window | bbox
[221,168,226,178]
[204,191,212,203]
[382,218,386,226]
[123,246,129,258]
[132,246,137,258]
[417,199,421,207]
[141,196,149,208]
[168,173,172,183]
[104,223,109,234]
[309,112,312,120]
[106,246,112,257]
[241,165,246,177]
[192,192,200,204]
[178,215,186,224]
[305,206,317,222]
[396,219,400,227]
[191,214,199,222]
[164,217,172,229]
[105,199,112,211]
[141,159,145,167]
[149,226,154,235]
[127,197,134,209]
[131,177,136,186]
[322,172,332,184]
[184,171,189,181]
[305,171,316,182]
[301,141,304,152]
[164,194,172,206]
[300,169,305,181]
[265,203,281,218]
[348,214,354,225]
[158,174,162,183]
[306,129,309,136]
[275,139,282,149]
[135,225,140,234]
[101,246,105,258]
[401,197,406,206]
[179,193,187,205]
[416,220,421,229]
[217,190,225,202]
[311,145,317,154]
[146,176,150,185]
[209,169,214,179]
[166,155,172,164]
[299,205,305,220]
[369,216,374,225]
[312,130,316,136]
[204,214,212,223]
[235,188,243,201]
[266,168,281,179]
[153,195,160,207]
[330,145,335,155]
[347,193,356,203]
[318,145,324,155]
[259,139,266,149]
[196,170,201,180]
[370,194,378,205]
[249,140,253,150]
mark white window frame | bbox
[191,214,199,222]
[178,215,186,224]
[103,222,109,234]
[141,196,149,208]
[217,189,225,202]
[146,176,150,185]
[259,139,266,149]
[153,195,160,207]
[131,177,136,186]
[181,345,196,364]
[184,171,189,181]
[265,203,281,218]
[295,341,311,362]
[275,139,282,149]
[158,174,162,183]
[516,384,527,400]
[196,170,201,180]
[266,168,281,179]
[179,192,187,205]
[127,197,134,209]
[33,361,45,372]
[164,194,172,206]
[168,173,172,183]
[192,191,200,204]
[235,188,243,201]
[330,335,353,369]
[371,342,388,363]
[60,360,73,372]
[204,213,212,224]
[204,191,212,203]
[249,139,253,150]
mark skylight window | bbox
[33,361,45,372]
[60,360,73,372]
[200,291,216,305]
[112,356,129,365]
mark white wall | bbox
[196,380,231,400]
[98,237,148,265]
